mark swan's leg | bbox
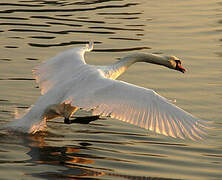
[64,117,70,124]
[62,104,78,124]
[44,104,61,120]
[44,103,78,123]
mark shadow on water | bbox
[68,115,101,124]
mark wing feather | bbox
[33,43,93,94]
[62,71,209,139]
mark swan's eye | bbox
[175,60,181,64]
[175,59,186,73]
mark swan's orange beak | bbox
[177,63,186,73]
[175,60,186,73]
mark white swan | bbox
[4,42,208,140]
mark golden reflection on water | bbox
[0,0,222,179]
[25,134,160,180]
[24,134,100,179]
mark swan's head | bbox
[120,53,186,73]
[165,56,186,73]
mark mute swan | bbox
[3,42,208,140]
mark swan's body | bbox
[4,42,208,140]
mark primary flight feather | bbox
[3,42,208,140]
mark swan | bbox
[3,42,209,140]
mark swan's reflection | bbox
[23,133,106,179]
[0,124,181,180]
[18,133,175,180]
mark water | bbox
[0,0,222,179]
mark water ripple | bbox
[70,0,124,6]
[97,12,142,15]
[9,28,115,35]
[30,36,56,40]
[109,37,141,41]
[31,15,105,24]
[0,58,11,61]
[0,22,49,27]
[94,47,151,52]
[89,26,144,31]
[0,3,138,14]
[0,2,43,7]
[46,22,82,27]
[0,16,28,20]
[29,41,102,48]
[0,78,35,81]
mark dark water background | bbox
[0,0,222,179]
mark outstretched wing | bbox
[63,77,209,140]
[33,42,93,95]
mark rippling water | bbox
[0,0,222,179]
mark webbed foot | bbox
[64,117,71,124]
[73,115,100,124]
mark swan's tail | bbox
[1,116,46,134]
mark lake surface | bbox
[0,0,222,179]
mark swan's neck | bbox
[104,53,168,79]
